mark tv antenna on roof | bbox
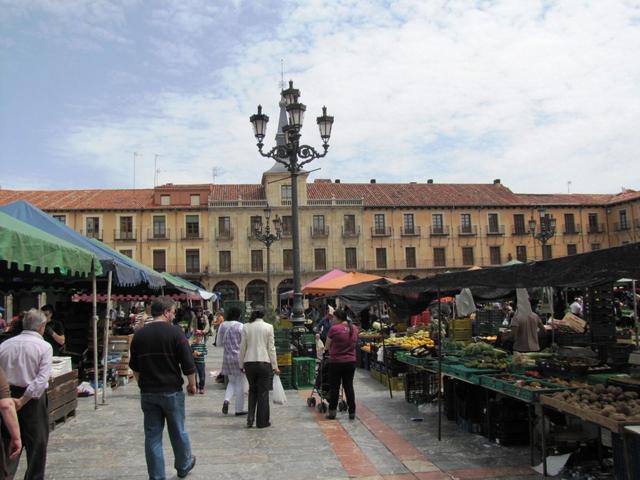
[279,59,285,90]
[567,180,572,194]
[212,167,224,183]
[154,154,162,187]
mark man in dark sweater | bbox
[129,297,197,480]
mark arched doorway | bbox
[245,279,268,308]
[277,278,293,310]
[213,280,239,303]
[403,275,419,281]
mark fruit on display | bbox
[550,385,640,421]
[462,342,509,369]
[382,331,435,350]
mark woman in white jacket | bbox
[239,306,280,428]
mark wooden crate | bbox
[47,369,78,430]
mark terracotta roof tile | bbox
[515,193,613,206]
[209,185,265,201]
[0,189,155,210]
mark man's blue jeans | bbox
[140,391,192,480]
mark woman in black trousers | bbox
[324,308,359,420]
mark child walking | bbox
[191,330,208,394]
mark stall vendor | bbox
[41,304,65,356]
[511,289,545,353]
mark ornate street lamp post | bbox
[250,81,334,328]
[253,207,282,310]
[529,208,556,260]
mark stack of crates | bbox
[449,318,472,341]
[476,310,503,336]
[292,356,316,389]
[274,329,293,389]
[297,333,316,358]
[585,284,616,344]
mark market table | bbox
[540,395,640,478]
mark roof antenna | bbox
[567,180,571,194]
[132,152,141,190]
[279,59,285,90]
[154,154,162,187]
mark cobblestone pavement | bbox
[32,344,547,480]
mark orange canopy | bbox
[303,271,402,296]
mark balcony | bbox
[563,224,582,235]
[614,222,631,232]
[280,229,293,239]
[81,230,103,241]
[216,228,233,241]
[458,225,478,236]
[147,228,171,241]
[114,230,136,241]
[170,264,209,276]
[180,228,203,240]
[512,226,529,236]
[587,223,605,234]
[486,225,505,236]
[341,226,360,238]
[429,225,450,236]
[400,225,421,236]
[310,225,330,238]
[371,226,392,237]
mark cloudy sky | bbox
[2,0,640,194]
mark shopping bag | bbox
[272,374,288,405]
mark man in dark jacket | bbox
[129,297,197,480]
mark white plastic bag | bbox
[272,374,288,405]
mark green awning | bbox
[0,211,101,277]
[161,272,199,292]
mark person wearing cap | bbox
[314,305,334,343]
[190,330,208,394]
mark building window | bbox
[432,213,444,234]
[620,210,629,230]
[405,247,416,268]
[152,250,166,272]
[218,216,231,237]
[119,249,133,259]
[312,215,326,236]
[345,248,357,270]
[542,244,552,260]
[374,214,386,234]
[281,185,292,203]
[489,246,501,265]
[403,214,415,235]
[567,244,577,256]
[376,248,387,269]
[314,248,327,270]
[185,215,200,238]
[251,250,263,272]
[52,214,66,224]
[283,249,293,270]
[186,249,200,273]
[513,214,526,235]
[343,215,356,235]
[488,213,500,233]
[85,217,100,239]
[250,216,262,235]
[589,213,600,233]
[160,194,171,206]
[219,251,231,273]
[462,247,474,266]
[153,216,166,238]
[516,245,527,263]
[190,194,200,206]
[281,216,292,236]
[433,248,446,267]
[119,216,134,239]
[591,243,601,251]
[460,214,472,234]
[564,213,576,234]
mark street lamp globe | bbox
[281,80,300,105]
[317,106,334,144]
[250,105,269,142]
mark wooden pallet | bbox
[48,399,77,431]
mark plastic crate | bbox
[292,357,316,389]
[476,310,504,336]
[404,370,438,404]
[277,352,292,366]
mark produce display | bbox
[382,331,435,350]
[550,385,640,422]
[461,342,509,369]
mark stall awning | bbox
[304,271,402,296]
[0,211,101,277]
[161,272,217,301]
[90,239,165,289]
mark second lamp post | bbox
[529,208,556,260]
[253,207,281,310]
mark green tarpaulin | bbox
[0,211,101,277]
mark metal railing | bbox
[216,227,234,241]
[458,225,478,236]
[614,222,631,232]
[485,225,505,235]
[310,225,330,238]
[563,223,582,235]
[180,228,204,240]
[113,230,136,241]
[168,264,209,275]
[400,225,421,236]
[147,228,171,241]
[512,226,529,236]
[81,230,103,241]
[429,225,450,236]
[587,223,605,234]
[341,226,360,238]
[371,226,392,237]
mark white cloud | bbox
[21,0,640,193]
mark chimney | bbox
[335,179,340,183]
[493,179,501,184]
[427,179,434,184]
[410,182,417,185]
[370,179,376,184]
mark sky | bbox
[1,0,640,195]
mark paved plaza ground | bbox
[34,344,547,480]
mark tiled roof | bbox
[209,185,265,201]
[307,182,524,207]
[514,193,613,206]
[0,189,156,210]
[606,189,640,205]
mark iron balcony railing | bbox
[341,225,360,238]
[81,229,103,241]
[147,228,171,241]
[486,225,505,235]
[371,226,392,237]
[458,225,478,236]
[216,227,234,241]
[310,225,330,238]
[429,225,450,236]
[113,229,136,241]
[180,228,203,240]
[563,223,582,235]
[587,223,605,234]
[400,225,421,236]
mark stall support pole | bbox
[437,288,442,442]
[92,269,99,410]
[102,271,112,405]
[379,301,393,399]
[633,280,639,349]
